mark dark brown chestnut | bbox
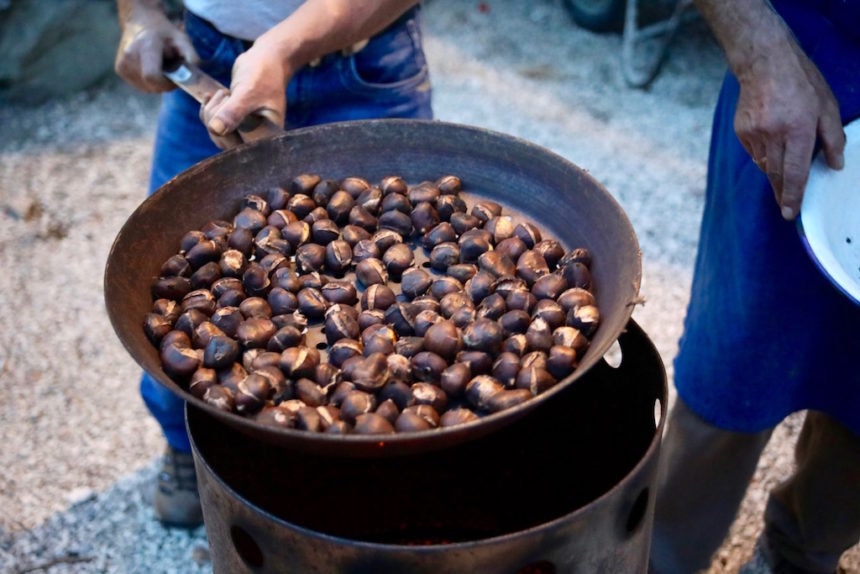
[402,405,440,428]
[321,281,357,305]
[324,306,360,344]
[525,317,554,352]
[354,413,395,435]
[385,353,412,382]
[380,175,408,196]
[394,336,424,358]
[180,230,206,253]
[381,192,411,214]
[189,262,222,290]
[516,250,550,286]
[378,380,414,410]
[294,378,326,407]
[547,345,578,380]
[557,287,596,313]
[436,174,462,195]
[338,390,376,424]
[532,299,566,330]
[153,298,182,323]
[350,353,390,392]
[348,205,377,232]
[328,338,363,368]
[239,296,271,319]
[413,309,442,337]
[422,222,457,250]
[478,251,516,278]
[534,239,565,269]
[267,209,298,230]
[374,398,400,425]
[561,261,593,291]
[279,346,321,379]
[361,284,397,311]
[465,375,504,410]
[505,288,536,313]
[446,263,478,283]
[232,208,267,233]
[282,220,311,248]
[160,254,191,277]
[436,194,468,222]
[440,408,479,427]
[217,362,248,392]
[566,304,600,337]
[457,350,493,375]
[450,307,476,330]
[515,366,557,395]
[297,287,328,320]
[295,243,325,274]
[476,292,506,320]
[465,271,496,304]
[429,276,462,300]
[235,373,274,414]
[471,201,502,223]
[407,181,440,205]
[297,272,327,290]
[493,352,521,388]
[336,225,368,247]
[371,229,403,252]
[182,289,216,316]
[144,313,172,344]
[267,325,304,352]
[290,174,321,195]
[411,382,448,412]
[499,309,531,336]
[411,295,441,314]
[174,309,208,338]
[356,186,383,214]
[203,385,235,412]
[189,367,218,399]
[192,321,225,349]
[378,210,412,237]
[400,268,432,299]
[440,362,471,397]
[552,326,590,353]
[328,381,356,407]
[358,309,386,331]
[487,389,533,413]
[236,317,276,349]
[532,273,568,300]
[520,350,548,372]
[411,202,439,235]
[267,287,298,316]
[271,310,308,332]
[429,242,460,272]
[502,333,529,356]
[311,179,338,206]
[341,176,371,198]
[255,405,296,429]
[242,264,271,297]
[382,243,414,277]
[423,320,462,361]
[410,351,447,383]
[295,406,323,432]
[463,318,504,353]
[450,212,480,235]
[185,239,221,269]
[439,292,474,319]
[458,230,492,264]
[495,236,528,263]
[560,247,592,269]
[395,411,432,432]
[286,194,316,220]
[485,216,515,243]
[204,335,240,369]
[384,302,417,336]
[356,258,388,287]
[352,239,381,264]
[161,341,200,378]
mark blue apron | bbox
[674,0,860,434]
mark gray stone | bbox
[0,0,120,104]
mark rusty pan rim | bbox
[188,320,667,550]
[106,118,642,454]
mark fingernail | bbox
[835,154,845,170]
[209,117,226,135]
[781,206,795,220]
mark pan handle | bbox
[162,56,286,143]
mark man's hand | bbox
[695,0,845,220]
[734,43,844,220]
[115,1,197,93]
[200,41,290,149]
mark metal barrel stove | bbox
[188,320,666,573]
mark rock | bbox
[0,0,120,104]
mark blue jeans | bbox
[141,8,433,452]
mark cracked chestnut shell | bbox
[440,408,479,427]
[361,284,396,311]
[279,346,321,379]
[324,306,360,344]
[380,175,408,196]
[547,345,578,380]
[340,224,371,246]
[144,313,172,344]
[340,390,377,424]
[328,338,362,368]
[297,287,328,319]
[557,287,597,312]
[436,194,467,222]
[516,250,550,286]
[311,179,339,207]
[382,243,414,277]
[286,194,316,220]
[354,413,395,435]
[487,389,533,413]
[381,192,411,215]
[296,243,326,274]
[325,240,353,272]
[410,351,447,383]
[400,268,432,299]
[534,239,565,269]
[203,385,235,412]
[463,318,504,353]
[321,281,357,305]
[395,411,433,433]
[268,287,298,316]
[356,258,388,287]
[239,296,272,319]
[440,362,471,397]
[478,251,517,278]
[182,289,216,316]
[350,353,390,392]
[267,325,305,352]
[465,375,504,410]
[204,335,240,369]
[476,293,506,320]
[348,205,377,232]
[423,320,462,361]
[532,273,568,300]
[411,382,448,412]
[515,366,557,395]
[235,373,274,414]
[152,276,192,300]
[566,304,600,337]
[378,380,414,410]
[378,210,412,237]
[189,262,222,290]
[423,222,457,249]
[189,367,217,399]
[236,317,276,349]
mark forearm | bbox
[117,0,165,29]
[255,0,419,77]
[694,0,799,83]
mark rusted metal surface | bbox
[190,320,665,574]
[105,119,642,456]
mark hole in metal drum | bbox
[231,524,264,568]
[517,560,556,573]
[603,339,622,368]
[625,488,649,534]
[316,341,327,350]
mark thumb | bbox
[170,31,199,65]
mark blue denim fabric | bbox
[141,8,432,452]
[673,0,860,435]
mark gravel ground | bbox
[0,1,857,572]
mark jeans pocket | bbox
[339,19,430,99]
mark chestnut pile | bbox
[143,174,600,435]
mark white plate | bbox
[798,118,860,305]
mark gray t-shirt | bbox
[183,0,305,41]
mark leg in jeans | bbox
[650,398,773,573]
[762,412,860,573]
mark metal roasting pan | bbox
[104,119,642,456]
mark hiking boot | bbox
[154,446,203,528]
